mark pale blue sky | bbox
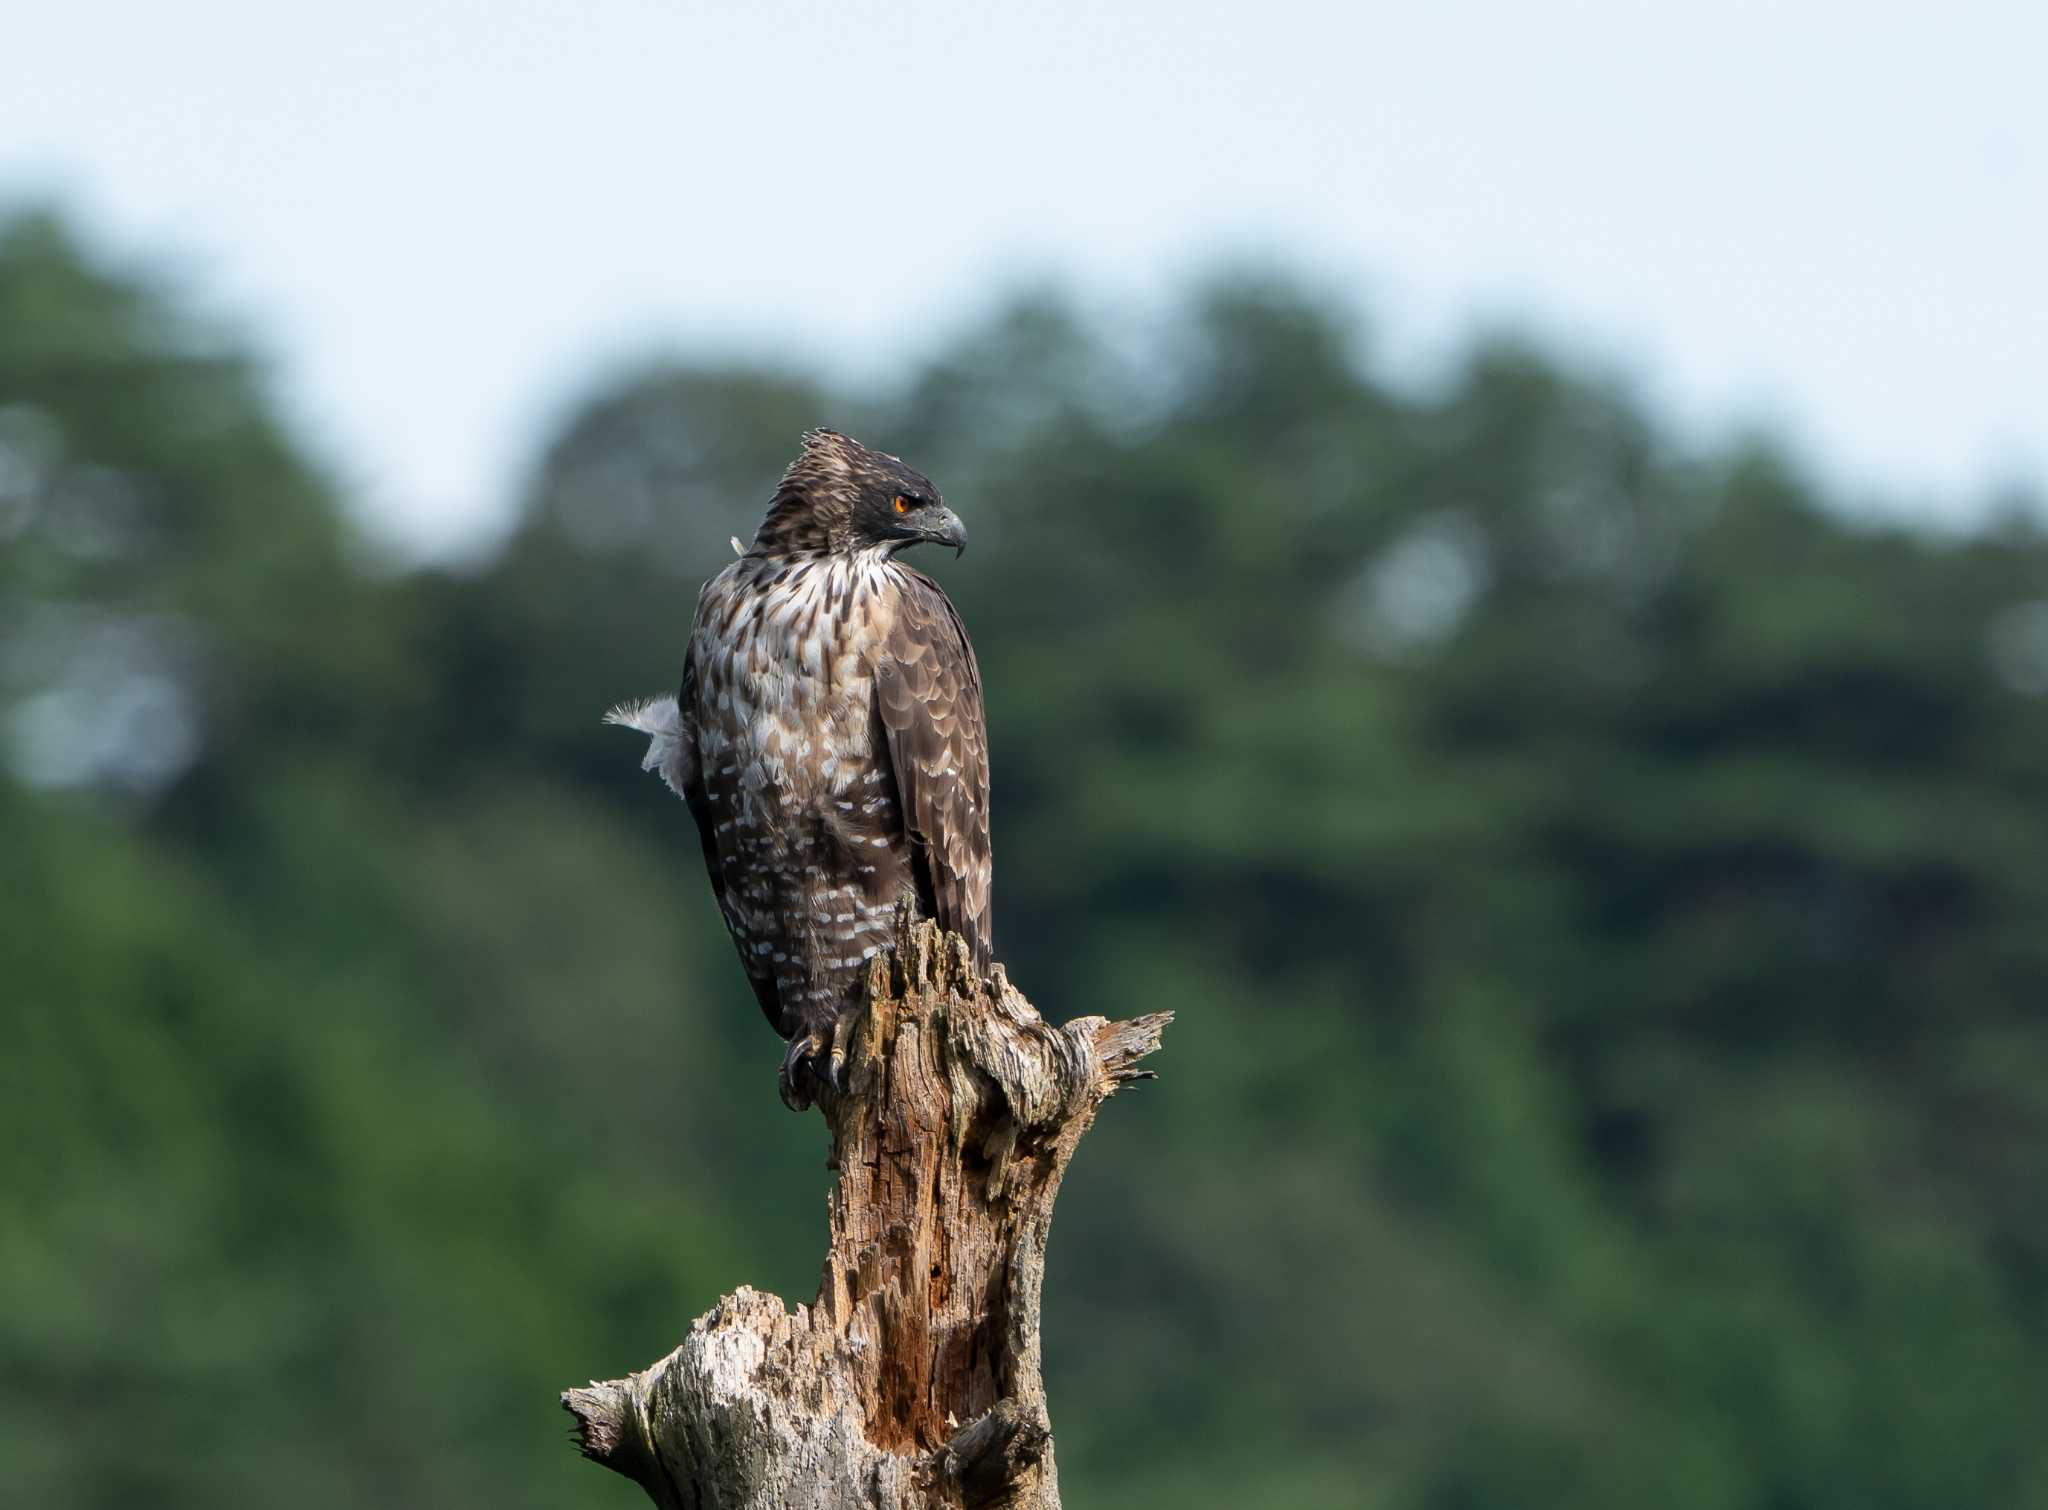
[5,0,2043,555]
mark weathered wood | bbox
[562,914,1169,1510]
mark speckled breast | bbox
[687,551,917,1023]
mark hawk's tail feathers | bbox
[604,695,688,794]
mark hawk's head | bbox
[754,429,967,559]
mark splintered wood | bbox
[562,916,1169,1510]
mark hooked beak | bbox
[927,507,967,558]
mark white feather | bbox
[604,695,691,798]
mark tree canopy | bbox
[4,210,2045,1509]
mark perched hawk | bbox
[609,429,992,1108]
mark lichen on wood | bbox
[562,914,1169,1510]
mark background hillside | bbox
[4,209,2046,1509]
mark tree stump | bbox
[561,915,1170,1509]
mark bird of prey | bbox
[608,429,992,1109]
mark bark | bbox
[561,915,1170,1510]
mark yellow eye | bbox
[893,496,911,514]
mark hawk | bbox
[608,429,992,1108]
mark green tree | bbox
[5,213,2046,1510]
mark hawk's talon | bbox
[779,1024,854,1111]
[777,1031,827,1112]
[825,1012,854,1095]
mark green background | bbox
[4,209,2045,1508]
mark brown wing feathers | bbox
[874,569,993,972]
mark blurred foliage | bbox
[4,207,2047,1509]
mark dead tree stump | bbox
[561,916,1170,1509]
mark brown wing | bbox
[873,569,993,972]
[677,651,785,1033]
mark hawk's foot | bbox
[776,1021,850,1112]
